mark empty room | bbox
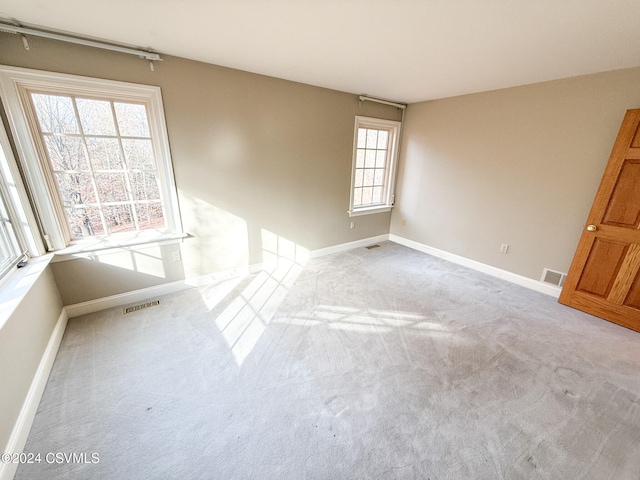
[1,1,640,479]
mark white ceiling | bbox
[2,1,640,103]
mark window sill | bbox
[0,254,54,330]
[348,206,393,217]
[51,231,188,262]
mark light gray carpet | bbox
[15,241,640,479]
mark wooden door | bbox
[559,109,640,332]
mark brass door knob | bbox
[586,225,597,232]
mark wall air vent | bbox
[541,268,567,287]
[124,299,161,314]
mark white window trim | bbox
[0,116,41,257]
[0,65,182,252]
[348,115,401,217]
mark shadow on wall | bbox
[51,191,250,305]
[51,189,313,317]
[50,242,186,305]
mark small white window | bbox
[0,121,37,279]
[0,178,23,278]
[0,66,181,251]
[349,116,401,216]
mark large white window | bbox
[349,116,401,216]
[0,66,181,252]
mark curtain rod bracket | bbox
[0,21,162,62]
[358,95,407,110]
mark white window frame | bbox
[0,118,40,281]
[348,116,401,217]
[0,65,182,252]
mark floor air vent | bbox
[541,268,567,287]
[124,299,161,314]
[365,244,381,249]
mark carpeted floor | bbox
[15,241,640,479]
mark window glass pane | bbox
[103,204,135,234]
[0,194,20,272]
[95,173,129,202]
[0,231,11,266]
[0,227,17,271]
[0,129,26,272]
[363,169,374,186]
[122,139,156,170]
[354,169,363,187]
[5,71,180,247]
[350,118,399,213]
[54,173,96,206]
[76,98,116,136]
[86,138,124,170]
[374,169,385,185]
[130,172,161,200]
[377,131,388,149]
[31,94,78,134]
[44,136,88,171]
[66,207,104,238]
[365,150,376,168]
[353,188,362,206]
[114,103,150,137]
[361,186,373,204]
[366,129,378,149]
[135,202,165,230]
[0,193,9,217]
[372,186,383,203]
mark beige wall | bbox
[0,265,63,457]
[50,243,186,305]
[0,34,401,305]
[5,32,636,300]
[391,67,640,281]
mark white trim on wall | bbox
[64,235,392,317]
[64,264,261,318]
[389,234,562,298]
[64,279,194,318]
[0,308,68,480]
[64,232,561,318]
[309,234,390,259]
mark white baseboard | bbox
[64,234,394,318]
[64,280,192,318]
[65,233,560,318]
[309,234,390,259]
[0,309,68,480]
[64,264,266,318]
[389,234,562,298]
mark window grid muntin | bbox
[0,125,28,278]
[349,116,400,216]
[30,92,166,239]
[0,66,182,251]
[353,127,391,207]
[0,187,22,277]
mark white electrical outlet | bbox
[350,221,355,229]
[500,243,509,254]
[172,251,181,262]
